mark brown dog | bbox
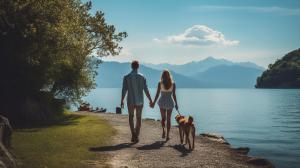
[175,114,195,150]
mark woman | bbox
[151,70,178,141]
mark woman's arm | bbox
[152,82,161,107]
[172,83,178,110]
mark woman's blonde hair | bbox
[160,70,173,90]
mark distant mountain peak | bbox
[201,56,217,62]
[199,56,233,64]
[143,56,263,78]
[204,56,215,60]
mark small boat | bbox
[78,103,106,113]
[92,107,107,113]
[78,103,92,111]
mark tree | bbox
[0,0,127,123]
[255,48,300,88]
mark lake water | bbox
[82,88,300,168]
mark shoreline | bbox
[138,115,275,168]
[80,112,275,168]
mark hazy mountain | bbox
[194,65,263,88]
[96,58,264,88]
[95,62,204,88]
[237,62,265,70]
[145,56,264,76]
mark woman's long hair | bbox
[161,70,173,90]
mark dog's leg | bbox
[185,127,191,149]
[187,128,192,150]
[181,125,185,144]
[192,126,195,150]
[184,127,188,145]
[179,126,183,144]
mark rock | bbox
[234,147,250,155]
[0,116,12,148]
[247,157,275,168]
[0,161,7,168]
[0,143,16,168]
[0,115,17,168]
[200,133,230,145]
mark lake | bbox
[82,88,300,168]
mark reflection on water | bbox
[82,88,300,168]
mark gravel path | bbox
[82,112,274,168]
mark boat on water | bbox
[78,103,92,111]
[78,103,106,113]
[92,107,107,113]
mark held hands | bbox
[121,101,124,109]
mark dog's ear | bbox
[188,116,194,124]
[175,114,180,121]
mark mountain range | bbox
[96,57,265,88]
[145,56,264,76]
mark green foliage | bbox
[256,48,300,88]
[0,0,127,121]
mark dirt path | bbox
[83,112,274,168]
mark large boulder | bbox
[0,115,16,168]
[0,116,12,148]
[200,133,230,145]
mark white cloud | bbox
[118,47,132,57]
[154,25,239,47]
[102,46,133,62]
[152,38,162,43]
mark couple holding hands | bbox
[121,61,179,143]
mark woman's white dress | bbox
[157,82,174,110]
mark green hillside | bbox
[256,49,300,88]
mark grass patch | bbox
[11,112,115,168]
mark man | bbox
[121,60,152,143]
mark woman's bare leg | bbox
[166,109,173,140]
[160,108,166,138]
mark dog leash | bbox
[176,109,182,116]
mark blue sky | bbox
[89,0,300,67]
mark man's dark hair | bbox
[131,60,139,70]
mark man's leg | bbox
[135,105,143,139]
[127,104,135,141]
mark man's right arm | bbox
[121,76,127,108]
[143,77,152,104]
